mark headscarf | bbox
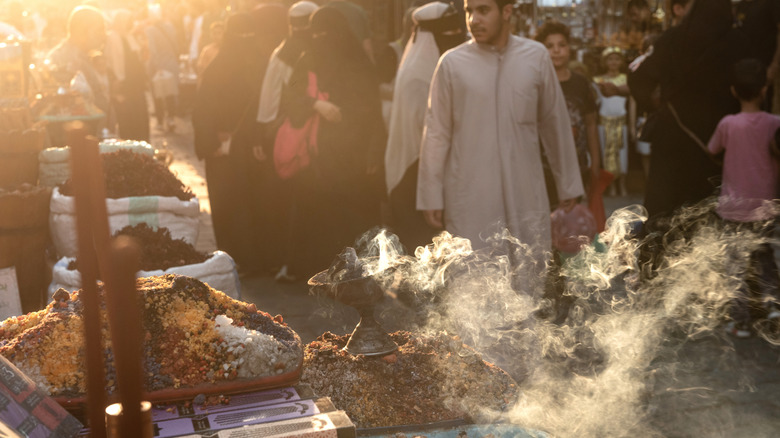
[385,2,461,195]
[215,12,258,70]
[277,1,318,66]
[308,6,373,83]
[251,3,288,60]
[672,0,734,63]
[414,2,463,54]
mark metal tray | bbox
[359,423,549,438]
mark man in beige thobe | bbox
[417,0,583,256]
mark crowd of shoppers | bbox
[6,0,780,334]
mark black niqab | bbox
[251,3,288,62]
[673,0,734,62]
[309,7,374,85]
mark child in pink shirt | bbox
[707,58,780,338]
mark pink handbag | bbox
[273,71,328,180]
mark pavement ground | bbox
[154,116,780,437]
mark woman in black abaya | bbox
[192,9,286,275]
[282,7,386,275]
[628,0,749,222]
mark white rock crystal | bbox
[213,315,299,379]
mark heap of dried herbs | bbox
[68,224,208,271]
[60,149,193,200]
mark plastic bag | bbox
[551,203,598,254]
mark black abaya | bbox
[628,0,749,221]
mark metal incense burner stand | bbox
[309,268,398,357]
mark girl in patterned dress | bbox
[595,47,629,196]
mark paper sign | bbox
[0,354,83,437]
[0,267,23,321]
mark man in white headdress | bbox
[385,1,464,251]
[256,1,318,144]
[417,0,583,263]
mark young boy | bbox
[707,58,780,337]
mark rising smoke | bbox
[351,199,779,437]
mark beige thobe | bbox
[417,36,584,251]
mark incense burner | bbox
[309,251,398,357]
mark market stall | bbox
[0,127,546,437]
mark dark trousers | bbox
[153,95,177,125]
[114,91,150,142]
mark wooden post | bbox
[103,237,144,437]
[66,122,107,438]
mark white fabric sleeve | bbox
[416,57,453,211]
[256,53,292,123]
[537,52,584,202]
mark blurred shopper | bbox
[193,13,267,275]
[256,1,318,132]
[623,0,659,59]
[376,6,415,130]
[628,0,749,223]
[146,2,180,132]
[417,0,583,267]
[385,2,464,252]
[255,0,318,282]
[104,9,150,141]
[630,35,657,181]
[247,3,289,277]
[735,0,780,112]
[48,6,109,116]
[196,20,225,80]
[595,47,629,197]
[707,59,780,337]
[535,21,600,201]
[281,7,385,275]
[189,0,227,68]
[321,0,374,63]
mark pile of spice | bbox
[59,149,193,201]
[67,224,208,272]
[0,275,302,397]
[300,331,518,428]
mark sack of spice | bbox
[50,149,199,258]
[38,139,155,187]
[49,224,240,299]
[49,186,199,258]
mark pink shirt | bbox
[708,112,780,222]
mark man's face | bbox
[673,2,693,21]
[543,33,569,70]
[465,0,509,46]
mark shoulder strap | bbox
[666,102,722,166]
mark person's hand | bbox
[313,100,342,123]
[558,198,578,213]
[590,166,600,186]
[253,145,266,162]
[599,82,620,97]
[423,209,444,229]
[218,132,231,142]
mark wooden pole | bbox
[66,122,107,438]
[103,237,144,437]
